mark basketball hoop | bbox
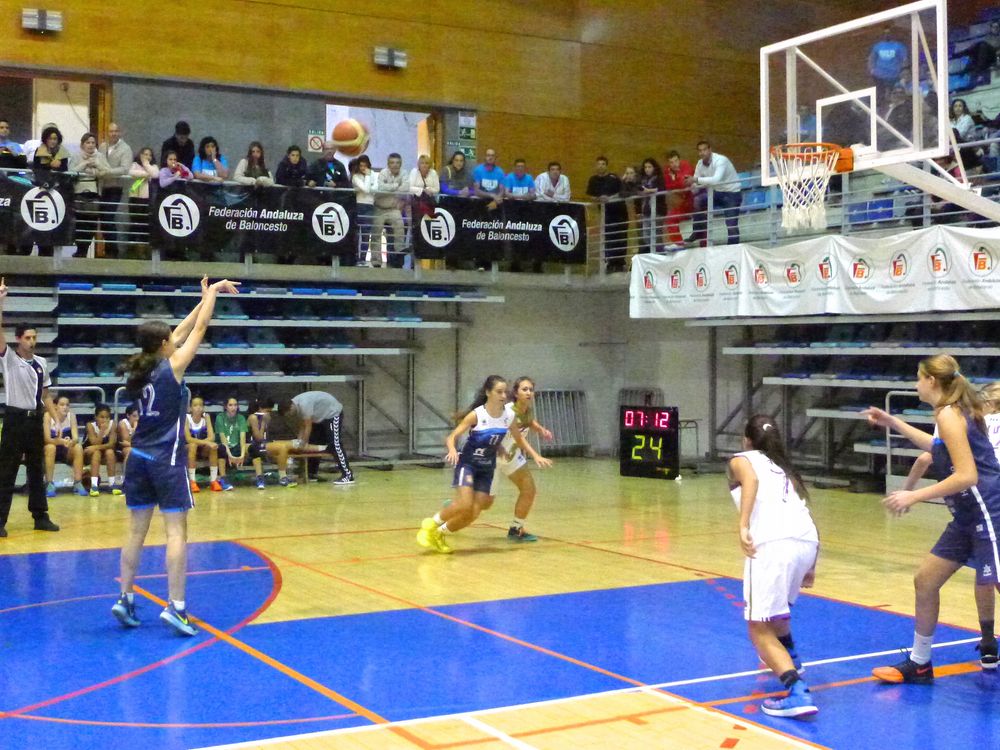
[769,143,853,231]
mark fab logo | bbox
[723,263,739,289]
[889,252,909,282]
[851,257,871,282]
[817,255,835,282]
[785,262,803,287]
[928,247,949,277]
[642,271,656,290]
[754,263,769,288]
[669,269,683,292]
[694,265,710,291]
[970,245,996,277]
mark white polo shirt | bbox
[0,345,50,410]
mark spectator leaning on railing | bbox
[504,159,536,200]
[473,148,505,204]
[307,141,350,189]
[233,141,274,187]
[685,140,741,248]
[351,155,377,266]
[663,150,694,247]
[193,137,229,183]
[69,132,111,258]
[535,161,570,202]
[638,158,666,254]
[0,117,26,168]
[161,121,195,170]
[586,156,626,273]
[409,154,440,222]
[128,147,158,245]
[99,123,132,259]
[275,145,308,187]
[373,153,410,269]
[32,126,70,172]
[440,151,474,196]
[158,150,193,188]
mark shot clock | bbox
[619,405,680,479]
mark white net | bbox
[769,144,841,231]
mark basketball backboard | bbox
[760,0,948,186]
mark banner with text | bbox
[630,226,1000,319]
[0,171,75,248]
[413,196,587,263]
[151,182,356,261]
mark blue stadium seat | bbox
[949,55,971,74]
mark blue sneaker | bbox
[255,476,266,490]
[761,681,818,718]
[112,594,140,627]
[74,482,89,496]
[508,526,538,542]
[46,482,57,498]
[278,476,298,488]
[160,603,197,636]
[219,477,234,491]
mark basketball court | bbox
[4,2,1000,748]
[1,460,996,750]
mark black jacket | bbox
[307,157,350,188]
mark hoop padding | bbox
[770,143,846,231]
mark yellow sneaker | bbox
[430,528,453,554]
[416,517,436,549]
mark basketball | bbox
[331,118,370,157]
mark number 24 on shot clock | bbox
[619,406,680,479]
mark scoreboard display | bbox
[618,406,680,479]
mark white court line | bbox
[647,636,979,691]
[463,716,540,749]
[639,687,815,749]
[190,637,982,750]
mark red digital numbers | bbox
[623,408,673,431]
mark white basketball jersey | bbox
[987,413,1000,463]
[730,450,818,545]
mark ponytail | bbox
[744,414,809,501]
[980,381,1000,415]
[920,354,986,431]
[452,375,506,425]
[120,320,172,396]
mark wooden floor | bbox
[0,458,987,750]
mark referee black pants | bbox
[0,411,49,527]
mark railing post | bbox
[598,201,607,277]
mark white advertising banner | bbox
[630,226,1000,319]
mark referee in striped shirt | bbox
[0,279,60,536]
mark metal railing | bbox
[7,137,1000,275]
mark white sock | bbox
[438,522,451,534]
[512,517,525,529]
[210,466,218,481]
[171,599,186,612]
[433,512,444,525]
[124,592,134,603]
[278,470,287,479]
[91,476,98,488]
[911,632,934,665]
[188,468,196,481]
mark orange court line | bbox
[0,593,109,616]
[249,546,825,750]
[10,712,357,729]
[133,565,271,580]
[132,583,390,726]
[704,661,982,708]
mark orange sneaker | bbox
[190,480,201,493]
[872,658,934,684]
[209,480,223,492]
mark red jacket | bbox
[663,159,694,211]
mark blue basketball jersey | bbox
[459,404,514,468]
[131,359,189,466]
[931,412,1000,531]
[49,415,72,440]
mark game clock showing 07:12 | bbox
[619,406,680,479]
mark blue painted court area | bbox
[0,542,994,749]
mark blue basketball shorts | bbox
[452,462,495,494]
[124,453,194,513]
[932,519,1000,585]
